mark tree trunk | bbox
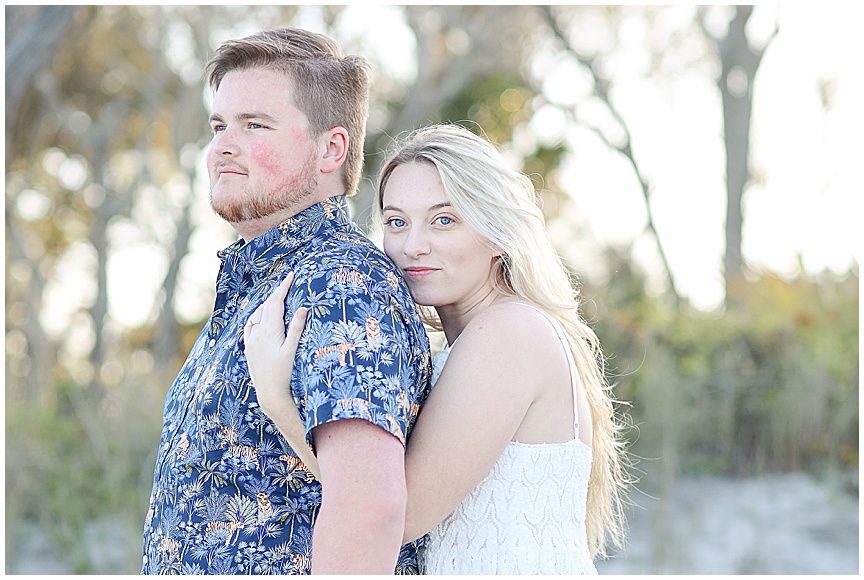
[5,5,79,130]
[150,11,215,375]
[716,6,771,303]
[5,211,57,404]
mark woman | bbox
[245,124,629,574]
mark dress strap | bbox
[509,302,581,440]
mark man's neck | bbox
[233,192,340,243]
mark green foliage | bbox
[6,375,165,573]
[434,73,568,194]
[585,254,859,479]
[436,73,533,142]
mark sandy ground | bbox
[8,471,859,574]
[596,471,859,574]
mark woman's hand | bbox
[244,272,320,478]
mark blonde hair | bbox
[205,27,370,196]
[377,124,630,558]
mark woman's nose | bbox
[402,227,431,258]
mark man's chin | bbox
[210,192,258,223]
[212,200,293,232]
[210,185,318,225]
[210,200,244,223]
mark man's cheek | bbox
[250,141,283,175]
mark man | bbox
[141,28,431,574]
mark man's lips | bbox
[216,166,246,176]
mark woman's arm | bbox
[244,273,320,477]
[246,288,559,543]
[400,304,549,542]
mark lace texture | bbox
[422,343,597,575]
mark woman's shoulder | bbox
[458,299,563,357]
[446,300,570,407]
[473,299,557,331]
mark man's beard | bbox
[210,154,318,224]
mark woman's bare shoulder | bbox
[472,299,557,332]
[457,299,562,359]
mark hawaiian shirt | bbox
[141,196,432,574]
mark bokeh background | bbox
[5,5,859,574]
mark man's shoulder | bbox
[319,226,390,265]
[303,227,406,291]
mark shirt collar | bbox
[217,195,353,274]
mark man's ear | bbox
[320,127,349,174]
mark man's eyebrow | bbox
[208,112,279,124]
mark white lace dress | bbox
[421,304,597,575]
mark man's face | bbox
[206,68,320,227]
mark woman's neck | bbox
[436,287,504,346]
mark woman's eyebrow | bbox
[382,202,452,212]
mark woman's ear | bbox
[320,127,349,174]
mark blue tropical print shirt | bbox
[141,196,432,574]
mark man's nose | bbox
[213,127,240,156]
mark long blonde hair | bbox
[377,123,630,558]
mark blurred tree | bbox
[699,6,777,304]
[540,6,779,307]
[537,5,682,307]
[5,6,301,572]
[5,5,79,159]
[355,5,551,227]
[6,5,86,406]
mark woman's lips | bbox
[402,267,438,280]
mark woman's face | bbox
[381,162,499,309]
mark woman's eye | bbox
[386,217,406,228]
[435,216,454,226]
[249,123,264,129]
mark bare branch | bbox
[538,6,682,306]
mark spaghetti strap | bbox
[509,302,581,440]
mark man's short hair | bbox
[205,27,371,196]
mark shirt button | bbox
[209,339,216,347]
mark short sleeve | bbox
[290,262,422,447]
